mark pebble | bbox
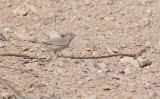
[83,0,92,5]
[123,66,132,75]
[3,28,11,33]
[14,29,36,42]
[104,16,115,22]
[13,7,28,16]
[43,15,56,25]
[101,0,113,4]
[84,95,96,99]
[106,47,114,54]
[148,90,158,98]
[46,31,61,39]
[141,0,153,4]
[120,57,139,68]
[0,33,7,41]
[71,41,83,49]
[0,92,11,98]
[97,62,107,69]
[92,51,99,56]
[29,5,37,14]
[86,62,98,72]
[127,83,138,92]
[139,59,152,68]
[0,42,5,48]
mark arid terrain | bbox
[0,0,160,99]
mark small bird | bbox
[41,33,76,51]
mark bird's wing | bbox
[42,39,67,46]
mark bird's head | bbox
[65,33,76,39]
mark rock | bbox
[86,62,98,72]
[104,16,115,22]
[14,28,36,42]
[141,0,153,4]
[0,92,11,98]
[46,31,61,39]
[0,33,7,41]
[97,62,109,72]
[120,57,140,68]
[148,90,158,98]
[101,0,113,4]
[127,83,138,92]
[112,48,119,53]
[123,66,132,75]
[13,7,28,16]
[106,47,114,54]
[92,51,99,56]
[0,42,5,48]
[43,15,56,25]
[29,5,37,14]
[71,40,83,49]
[3,28,11,33]
[84,95,96,99]
[139,59,152,68]
[97,62,107,69]
[83,0,92,5]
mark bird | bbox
[40,33,76,51]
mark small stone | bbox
[71,41,83,49]
[84,95,96,99]
[121,43,127,48]
[112,48,119,53]
[147,9,151,14]
[46,31,61,39]
[29,5,37,14]
[92,51,99,56]
[14,28,36,42]
[83,0,92,5]
[139,59,152,68]
[148,90,158,98]
[97,62,107,69]
[43,15,56,25]
[13,7,28,16]
[120,57,139,68]
[128,83,138,92]
[3,28,11,33]
[104,16,115,22]
[0,92,10,98]
[0,42,5,48]
[0,33,7,41]
[141,0,153,4]
[106,47,114,54]
[96,70,103,74]
[86,62,98,72]
[124,66,132,75]
[101,0,113,4]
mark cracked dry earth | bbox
[0,0,160,99]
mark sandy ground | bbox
[0,0,160,99]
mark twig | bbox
[58,53,136,59]
[0,65,27,73]
[0,65,38,77]
[0,77,26,99]
[134,46,150,59]
[0,53,46,60]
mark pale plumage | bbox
[41,33,75,51]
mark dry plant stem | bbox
[58,53,136,59]
[0,53,45,60]
[0,65,26,73]
[0,65,38,76]
[134,47,150,59]
[0,77,26,99]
